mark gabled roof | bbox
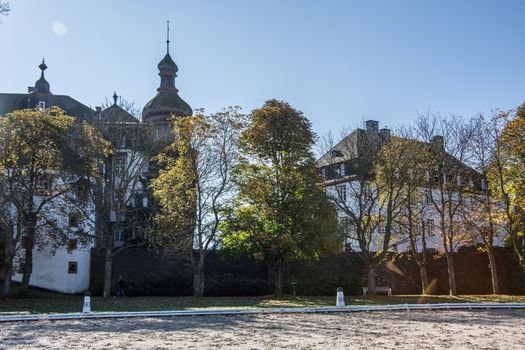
[317,129,364,167]
[98,104,139,124]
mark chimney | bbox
[365,120,379,134]
[379,128,391,141]
[95,106,102,120]
[430,135,444,152]
[27,86,35,93]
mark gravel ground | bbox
[0,310,524,349]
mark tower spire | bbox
[34,57,51,94]
[39,57,47,78]
[166,20,170,54]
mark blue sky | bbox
[1,0,524,137]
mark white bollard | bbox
[82,292,91,313]
[336,287,345,308]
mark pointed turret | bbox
[142,21,192,124]
[33,58,51,94]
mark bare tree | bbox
[0,2,9,21]
[377,129,432,294]
[94,97,154,298]
[459,114,506,294]
[416,114,475,295]
[151,107,246,297]
[319,123,395,295]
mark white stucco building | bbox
[317,120,503,254]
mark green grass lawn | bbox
[1,286,525,315]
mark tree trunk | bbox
[367,265,377,296]
[18,246,33,297]
[487,245,500,294]
[418,260,430,294]
[193,253,205,297]
[103,243,113,298]
[419,234,430,294]
[18,227,35,297]
[1,234,14,298]
[1,261,13,298]
[274,261,283,297]
[102,225,115,298]
[445,251,457,295]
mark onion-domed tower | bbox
[27,58,52,108]
[142,21,192,142]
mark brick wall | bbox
[91,246,525,296]
[373,247,525,295]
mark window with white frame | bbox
[116,230,125,242]
[114,154,126,176]
[426,219,434,236]
[119,135,127,148]
[38,101,46,110]
[68,261,78,274]
[333,165,340,177]
[337,185,347,202]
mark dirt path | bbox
[1,310,524,349]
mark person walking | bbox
[116,275,126,298]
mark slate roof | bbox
[142,90,193,121]
[157,53,178,73]
[98,104,139,124]
[0,93,94,123]
[317,128,364,167]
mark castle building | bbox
[0,25,192,293]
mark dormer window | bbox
[38,101,46,110]
[331,150,343,158]
[119,135,127,148]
